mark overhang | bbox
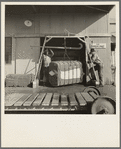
[5,5,114,15]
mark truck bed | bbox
[5,91,98,114]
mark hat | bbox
[90,48,96,53]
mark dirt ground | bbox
[5,84,116,100]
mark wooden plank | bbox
[60,95,68,106]
[51,93,60,106]
[68,93,78,106]
[41,93,53,106]
[75,92,87,106]
[14,94,32,106]
[23,93,39,106]
[32,93,46,106]
[81,92,94,102]
[5,93,24,106]
[89,91,99,99]
[5,93,18,102]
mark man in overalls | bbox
[43,48,54,86]
[89,48,104,87]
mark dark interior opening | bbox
[5,37,12,64]
[40,37,86,84]
[111,43,116,51]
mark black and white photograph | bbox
[1,1,120,147]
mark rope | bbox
[63,37,71,61]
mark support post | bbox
[32,37,47,88]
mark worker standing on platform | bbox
[89,48,104,87]
[43,48,54,86]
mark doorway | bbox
[39,36,86,86]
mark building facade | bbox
[5,5,115,84]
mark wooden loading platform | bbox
[5,91,99,114]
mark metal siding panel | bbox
[6,12,108,36]
[86,13,108,34]
[97,14,108,33]
[51,14,63,34]
[16,38,40,74]
[6,15,35,35]
[39,13,104,35]
[39,13,87,35]
[73,13,86,34]
[91,37,112,84]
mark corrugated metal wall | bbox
[5,11,108,36]
[90,36,112,84]
[16,38,40,75]
[5,11,112,84]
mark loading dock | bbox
[32,36,86,86]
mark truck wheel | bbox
[91,97,116,114]
[83,86,101,96]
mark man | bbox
[89,48,104,86]
[43,48,54,86]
